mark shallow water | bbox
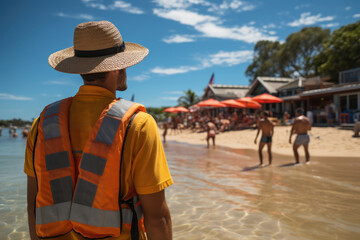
[0,128,359,239]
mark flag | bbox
[131,94,135,101]
[208,73,214,85]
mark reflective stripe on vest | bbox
[36,99,74,228]
[70,98,143,230]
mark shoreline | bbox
[163,126,360,158]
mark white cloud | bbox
[203,50,253,67]
[153,8,218,26]
[163,35,195,43]
[295,4,310,10]
[151,66,201,75]
[321,23,339,28]
[249,21,256,25]
[153,0,211,9]
[354,14,360,18]
[268,31,276,35]
[345,6,351,11]
[110,1,144,14]
[263,23,276,29]
[43,80,74,85]
[56,12,94,20]
[82,0,144,14]
[208,0,256,14]
[151,49,253,75]
[131,73,150,82]
[0,93,33,101]
[288,12,335,27]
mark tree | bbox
[245,40,285,82]
[177,89,199,108]
[279,27,330,78]
[314,21,360,82]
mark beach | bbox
[164,126,360,158]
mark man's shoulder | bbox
[131,111,157,130]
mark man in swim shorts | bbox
[289,108,312,163]
[206,118,217,148]
[254,111,274,165]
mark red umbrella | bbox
[236,97,262,109]
[174,106,190,112]
[252,93,283,103]
[163,107,177,113]
[221,99,246,108]
[197,98,226,108]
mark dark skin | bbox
[254,114,274,165]
[27,69,172,240]
[206,121,217,148]
[289,113,312,163]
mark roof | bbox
[277,77,333,91]
[247,76,294,95]
[280,94,301,101]
[300,83,360,97]
[204,84,249,100]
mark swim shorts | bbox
[294,134,310,145]
[260,136,272,143]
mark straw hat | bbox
[48,21,149,74]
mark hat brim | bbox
[48,42,149,74]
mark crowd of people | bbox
[161,108,312,165]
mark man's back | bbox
[259,118,274,136]
[293,116,311,135]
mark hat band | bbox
[74,42,126,58]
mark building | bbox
[202,84,249,101]
[246,77,294,97]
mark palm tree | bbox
[177,89,200,108]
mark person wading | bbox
[254,111,274,166]
[289,108,312,164]
[25,21,173,240]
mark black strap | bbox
[119,113,138,238]
[75,42,126,58]
[32,117,40,216]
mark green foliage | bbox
[0,118,33,127]
[246,26,331,82]
[280,27,330,78]
[177,89,200,108]
[314,21,360,82]
[245,40,285,82]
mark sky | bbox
[0,0,359,120]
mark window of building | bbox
[340,96,347,112]
[349,94,358,110]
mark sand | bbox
[164,126,360,158]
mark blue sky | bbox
[0,0,359,120]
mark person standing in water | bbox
[206,118,217,148]
[289,108,312,163]
[254,111,274,166]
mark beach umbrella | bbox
[252,93,283,103]
[163,107,177,113]
[236,97,262,109]
[221,99,246,108]
[189,104,200,112]
[174,106,190,112]
[197,98,226,108]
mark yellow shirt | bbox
[24,85,173,240]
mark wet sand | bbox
[164,141,360,240]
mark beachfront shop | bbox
[300,83,360,124]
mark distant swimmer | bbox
[254,111,275,166]
[22,128,29,138]
[206,118,217,148]
[289,108,312,163]
[0,126,2,136]
[13,132,18,138]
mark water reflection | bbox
[165,141,360,240]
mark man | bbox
[24,21,173,240]
[289,108,312,163]
[206,118,217,148]
[254,111,274,166]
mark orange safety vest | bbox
[34,97,146,239]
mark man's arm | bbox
[139,190,172,240]
[254,122,261,144]
[27,176,38,240]
[289,121,296,144]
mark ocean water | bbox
[1,128,360,239]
